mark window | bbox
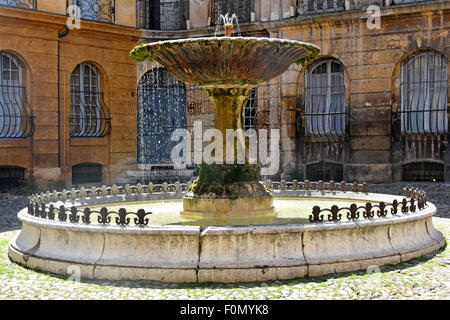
[72,0,115,23]
[243,87,257,132]
[305,161,343,182]
[72,163,102,184]
[400,50,448,135]
[297,0,345,15]
[304,59,346,136]
[402,161,444,182]
[136,0,188,30]
[0,166,25,191]
[0,0,37,9]
[0,52,34,138]
[70,62,111,138]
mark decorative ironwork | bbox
[0,0,37,10]
[70,91,111,138]
[26,181,429,226]
[136,0,189,30]
[72,0,115,23]
[309,193,428,223]
[309,206,324,222]
[137,68,187,164]
[0,84,35,138]
[296,0,345,15]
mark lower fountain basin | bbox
[8,190,445,283]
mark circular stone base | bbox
[7,195,446,284]
[181,193,275,218]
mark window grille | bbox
[211,0,253,25]
[399,50,448,135]
[70,63,111,138]
[0,52,34,138]
[0,0,36,9]
[136,0,189,30]
[305,161,343,182]
[72,163,102,184]
[303,59,346,137]
[296,0,345,15]
[72,0,115,23]
[243,87,257,132]
[402,161,444,182]
[0,166,24,191]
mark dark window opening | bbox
[0,166,25,191]
[72,163,102,185]
[305,161,343,182]
[136,0,188,30]
[402,162,444,182]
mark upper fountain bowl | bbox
[130,37,320,87]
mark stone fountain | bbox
[130,28,319,218]
[8,21,445,284]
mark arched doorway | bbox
[137,68,187,165]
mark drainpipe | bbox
[58,27,70,169]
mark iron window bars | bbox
[296,0,345,16]
[70,63,111,138]
[71,0,115,23]
[0,52,35,139]
[243,87,257,132]
[136,0,189,30]
[0,0,36,9]
[301,59,346,137]
[397,50,448,135]
[211,0,253,26]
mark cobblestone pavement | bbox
[0,183,449,300]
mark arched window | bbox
[304,58,346,136]
[243,87,257,132]
[0,52,34,138]
[400,50,448,135]
[70,62,111,137]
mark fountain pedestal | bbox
[181,84,274,217]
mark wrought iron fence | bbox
[70,91,111,138]
[136,0,189,30]
[0,85,35,138]
[71,0,115,23]
[0,0,37,9]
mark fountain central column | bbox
[181,84,274,218]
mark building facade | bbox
[0,0,448,189]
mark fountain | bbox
[7,20,445,283]
[129,21,320,218]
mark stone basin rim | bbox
[130,36,321,62]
